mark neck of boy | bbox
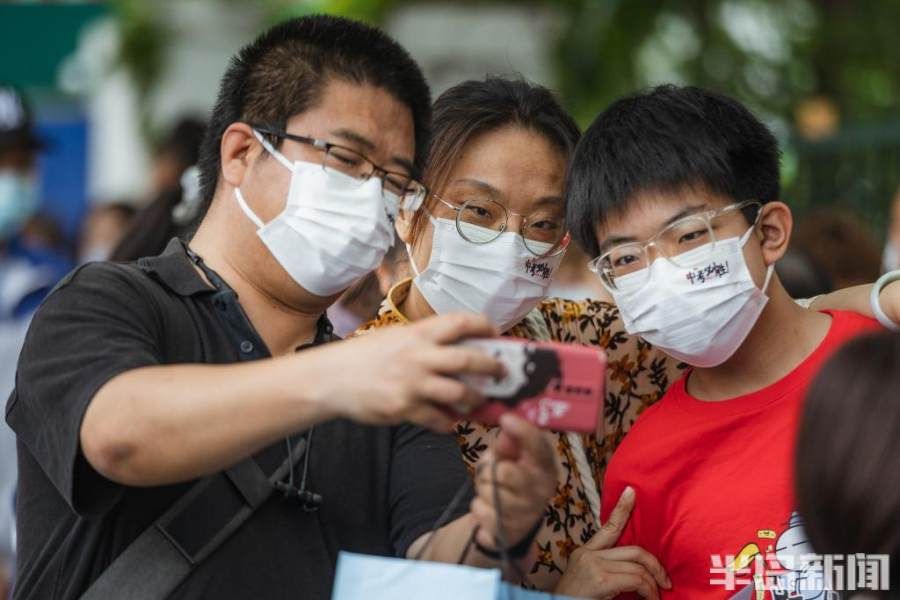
[685,277,833,401]
[397,279,437,322]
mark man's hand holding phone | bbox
[455,338,606,434]
[319,313,504,432]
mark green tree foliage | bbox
[554,0,900,230]
[555,0,900,126]
[110,0,900,229]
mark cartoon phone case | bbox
[457,338,606,433]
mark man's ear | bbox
[395,208,415,245]
[220,123,259,189]
[757,201,793,266]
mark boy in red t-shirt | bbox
[564,85,882,599]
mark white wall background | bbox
[64,1,561,205]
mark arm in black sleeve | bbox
[388,423,474,557]
[5,263,162,516]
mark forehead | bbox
[595,185,735,242]
[285,78,415,168]
[443,126,567,211]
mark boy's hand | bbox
[554,487,671,599]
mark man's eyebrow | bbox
[595,203,711,254]
[389,156,416,176]
[331,128,375,151]
[331,128,415,176]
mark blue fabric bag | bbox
[331,551,581,600]
[332,464,581,600]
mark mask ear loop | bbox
[234,188,265,229]
[761,262,776,294]
[233,129,294,229]
[406,243,421,278]
[406,208,441,279]
[738,201,767,246]
[252,129,295,172]
[738,223,758,247]
[739,206,776,295]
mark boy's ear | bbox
[395,209,415,245]
[757,201,793,266]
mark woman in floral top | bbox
[355,77,685,592]
[353,75,884,594]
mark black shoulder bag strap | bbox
[80,444,306,600]
[82,250,330,600]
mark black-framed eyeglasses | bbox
[431,193,569,258]
[254,126,427,208]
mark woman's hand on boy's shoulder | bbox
[807,278,900,327]
[880,280,900,324]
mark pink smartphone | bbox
[456,338,606,433]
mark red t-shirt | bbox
[600,310,880,600]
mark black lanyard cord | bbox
[186,245,321,511]
[411,476,473,561]
[411,458,529,585]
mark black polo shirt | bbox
[6,239,472,600]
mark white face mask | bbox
[0,170,38,240]
[609,225,774,368]
[410,216,564,331]
[79,244,113,264]
[235,130,399,297]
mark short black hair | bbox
[566,84,781,257]
[195,14,431,220]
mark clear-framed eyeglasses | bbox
[431,193,569,258]
[588,200,762,291]
[254,126,428,210]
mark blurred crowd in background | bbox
[2,0,900,594]
[3,0,900,330]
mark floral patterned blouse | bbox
[355,278,684,591]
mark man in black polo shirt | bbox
[6,16,556,600]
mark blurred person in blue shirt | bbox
[0,85,71,319]
[0,84,71,597]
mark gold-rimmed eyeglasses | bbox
[431,193,569,258]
